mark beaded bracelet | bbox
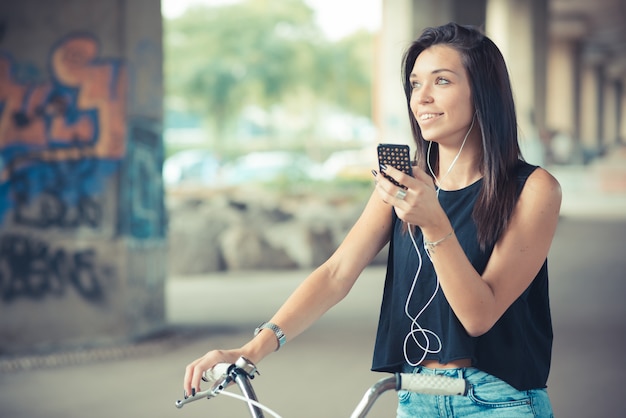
[424,231,454,256]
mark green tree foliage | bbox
[164,0,374,144]
[322,30,375,117]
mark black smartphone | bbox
[377,143,412,186]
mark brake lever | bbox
[175,357,259,409]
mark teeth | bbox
[420,113,439,120]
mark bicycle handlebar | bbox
[349,372,468,418]
[175,357,261,412]
[175,357,469,418]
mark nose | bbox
[413,85,433,104]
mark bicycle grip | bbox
[202,362,231,384]
[397,373,469,396]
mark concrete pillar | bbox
[596,66,606,152]
[409,0,487,35]
[617,79,625,144]
[377,0,414,145]
[545,34,603,163]
[603,56,626,148]
[580,65,600,155]
[602,77,617,150]
[545,39,577,163]
[546,40,576,133]
[486,0,549,165]
[377,0,487,146]
[571,42,584,156]
[0,0,166,354]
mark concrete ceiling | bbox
[550,0,626,77]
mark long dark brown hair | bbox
[401,22,523,250]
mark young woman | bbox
[183,22,561,417]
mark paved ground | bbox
[1,149,625,418]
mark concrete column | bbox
[604,59,625,147]
[486,0,549,165]
[0,0,166,354]
[377,0,414,145]
[571,42,584,154]
[596,66,606,152]
[615,79,626,145]
[546,40,575,134]
[579,65,600,155]
[410,0,487,35]
[602,76,617,151]
[545,35,604,163]
[545,39,577,163]
[377,0,487,147]
[532,0,549,133]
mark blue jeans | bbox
[397,365,554,417]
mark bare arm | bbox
[184,190,393,396]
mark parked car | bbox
[163,149,221,187]
[320,147,378,180]
[219,151,321,185]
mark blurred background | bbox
[0,0,625,417]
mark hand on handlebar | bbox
[183,348,245,398]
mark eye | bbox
[435,77,450,85]
[411,81,421,90]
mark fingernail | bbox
[191,387,196,396]
[371,169,378,177]
[184,390,188,399]
[380,164,387,171]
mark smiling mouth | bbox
[419,113,443,121]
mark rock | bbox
[166,187,386,277]
[220,224,297,270]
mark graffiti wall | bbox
[0,233,115,303]
[0,32,124,308]
[0,32,125,223]
[0,31,165,306]
[0,0,166,354]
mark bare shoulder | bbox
[525,167,561,195]
[518,167,562,214]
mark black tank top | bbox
[371,161,552,391]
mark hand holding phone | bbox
[377,143,412,187]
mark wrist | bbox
[423,230,455,256]
[253,321,286,352]
[242,332,276,364]
[421,216,454,254]
[421,219,453,243]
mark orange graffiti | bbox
[0,56,48,147]
[50,36,127,158]
[0,33,127,160]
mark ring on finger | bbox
[394,188,407,200]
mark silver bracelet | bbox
[424,231,454,255]
[254,322,286,351]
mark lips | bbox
[418,112,443,122]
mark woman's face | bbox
[409,45,475,147]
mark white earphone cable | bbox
[220,390,283,418]
[402,113,476,366]
[427,112,476,194]
[403,224,442,366]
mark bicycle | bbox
[175,356,469,418]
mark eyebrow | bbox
[410,68,459,79]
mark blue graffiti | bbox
[0,32,127,227]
